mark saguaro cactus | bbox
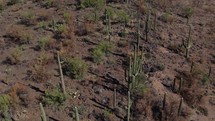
[113,87,117,108]
[145,10,151,41]
[40,103,47,121]
[57,52,66,95]
[127,91,131,121]
[183,25,192,58]
[190,61,194,73]
[208,66,211,77]
[137,17,141,51]
[163,92,167,110]
[178,98,183,116]
[178,78,183,94]
[172,78,176,92]
[75,106,80,121]
[154,12,157,31]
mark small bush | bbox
[64,58,88,80]
[0,94,11,120]
[183,7,193,18]
[160,12,174,23]
[8,0,25,5]
[201,74,210,85]
[91,41,114,63]
[6,46,23,65]
[98,41,113,55]
[42,0,54,8]
[43,87,66,106]
[30,64,50,83]
[132,72,148,97]
[92,47,104,63]
[37,36,50,50]
[8,83,30,107]
[80,0,104,10]
[20,11,37,25]
[116,10,129,23]
[63,12,71,23]
[5,25,31,44]
[0,0,4,13]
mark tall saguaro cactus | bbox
[163,92,167,110]
[178,78,183,94]
[40,103,47,121]
[154,11,157,31]
[57,52,66,95]
[113,87,117,108]
[178,98,183,116]
[183,25,192,58]
[145,10,151,41]
[75,107,80,121]
[137,17,141,51]
[208,66,211,77]
[127,91,131,121]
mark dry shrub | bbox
[176,71,204,107]
[181,87,203,107]
[138,0,149,14]
[8,83,30,107]
[75,21,96,36]
[84,21,96,34]
[154,0,173,10]
[63,13,75,39]
[37,9,51,21]
[5,25,31,45]
[37,51,54,65]
[30,63,50,83]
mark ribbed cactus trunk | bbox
[178,78,183,94]
[113,88,117,108]
[190,61,194,73]
[163,92,167,110]
[57,52,66,95]
[75,107,80,121]
[208,66,211,77]
[127,91,131,121]
[172,78,176,92]
[40,103,47,121]
[145,11,151,42]
[183,25,192,59]
[178,98,183,116]
[154,12,157,31]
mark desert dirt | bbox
[0,0,214,121]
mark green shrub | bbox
[134,72,148,96]
[57,23,66,33]
[183,7,193,18]
[161,12,174,23]
[105,7,118,20]
[42,0,54,8]
[63,12,71,22]
[0,94,12,120]
[0,0,4,13]
[201,74,210,85]
[8,0,24,5]
[80,0,104,10]
[64,58,88,79]
[38,36,49,50]
[91,41,113,63]
[20,11,36,25]
[43,87,66,106]
[116,10,129,23]
[97,41,113,55]
[92,47,104,63]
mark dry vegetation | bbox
[0,0,214,121]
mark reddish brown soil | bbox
[0,0,214,121]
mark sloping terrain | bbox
[0,0,214,121]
